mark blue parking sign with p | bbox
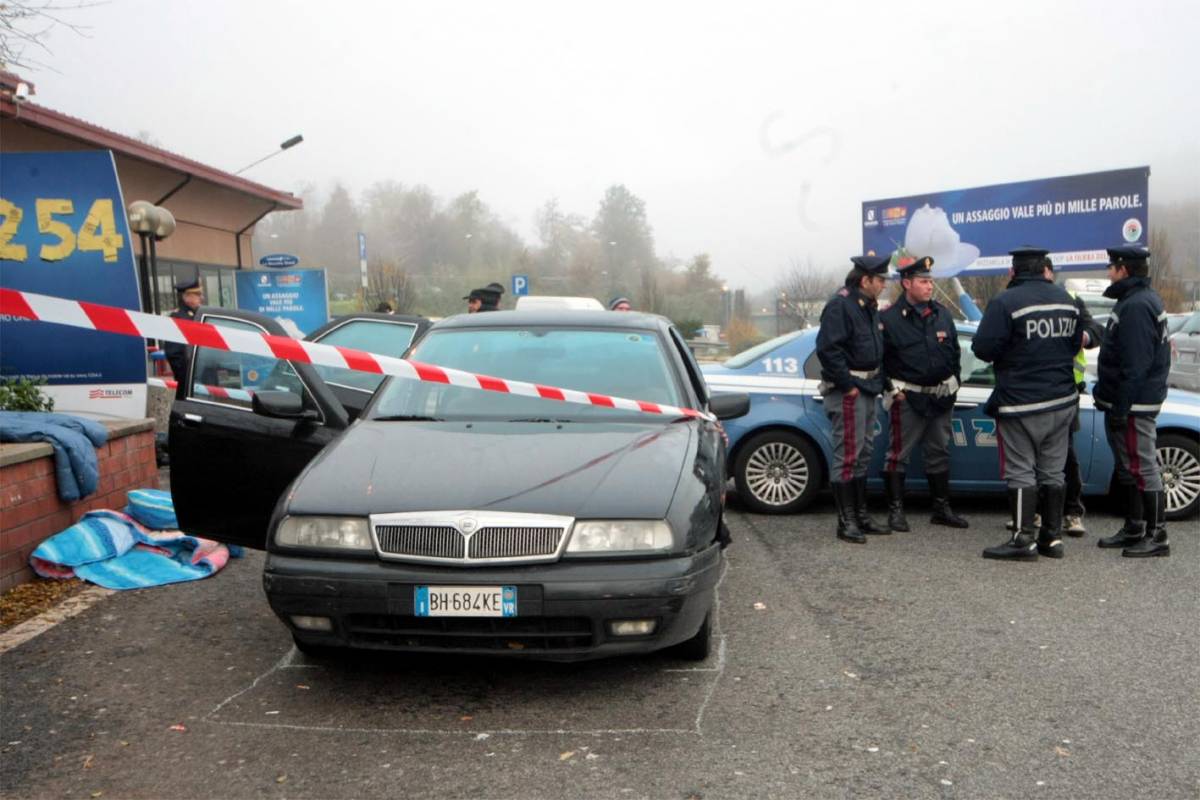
[512,274,529,296]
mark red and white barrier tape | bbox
[2,289,709,420]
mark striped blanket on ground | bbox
[30,510,237,590]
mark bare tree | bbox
[0,1,98,71]
[366,261,415,315]
[776,257,838,330]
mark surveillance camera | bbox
[13,82,29,102]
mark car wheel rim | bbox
[745,441,809,506]
[1158,445,1200,514]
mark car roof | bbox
[430,309,672,333]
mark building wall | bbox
[1,118,264,270]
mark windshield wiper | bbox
[373,414,445,422]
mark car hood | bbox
[287,420,694,518]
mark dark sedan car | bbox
[169,310,748,661]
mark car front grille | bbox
[468,527,563,559]
[376,525,465,559]
[370,511,575,564]
[346,614,594,652]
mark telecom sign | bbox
[0,150,146,418]
[512,274,530,296]
[862,167,1149,277]
[259,253,299,268]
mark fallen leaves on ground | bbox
[0,578,88,631]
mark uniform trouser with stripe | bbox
[996,405,1075,490]
[824,389,878,481]
[1064,409,1085,516]
[883,400,952,474]
[1104,413,1163,492]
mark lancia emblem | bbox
[459,517,478,533]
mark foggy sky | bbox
[21,0,1200,289]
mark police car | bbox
[703,325,1200,520]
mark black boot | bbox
[832,482,866,544]
[1123,490,1170,558]
[983,487,1038,561]
[1098,484,1144,548]
[927,471,969,528]
[853,477,889,535]
[884,471,909,532]
[1037,484,1065,559]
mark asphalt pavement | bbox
[1,495,1197,799]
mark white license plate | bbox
[414,585,517,617]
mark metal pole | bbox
[136,232,152,313]
[148,237,161,315]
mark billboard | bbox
[862,167,1149,277]
[234,268,329,337]
[0,151,147,418]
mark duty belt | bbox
[849,368,881,379]
[891,376,960,395]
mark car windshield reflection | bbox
[371,327,684,422]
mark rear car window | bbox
[313,319,418,393]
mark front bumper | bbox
[263,544,723,662]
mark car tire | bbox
[671,611,712,661]
[1158,432,1200,521]
[733,430,823,514]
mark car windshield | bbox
[371,327,684,421]
[722,330,805,369]
[1179,311,1200,335]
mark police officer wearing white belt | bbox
[972,246,1083,561]
[1093,245,1172,558]
[816,254,889,544]
[879,254,969,532]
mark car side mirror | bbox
[708,391,750,421]
[253,390,319,421]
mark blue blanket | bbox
[29,509,237,590]
[0,411,108,501]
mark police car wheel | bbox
[1157,432,1200,521]
[733,430,823,514]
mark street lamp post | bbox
[233,134,304,176]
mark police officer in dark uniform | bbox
[1094,245,1172,558]
[816,254,889,544]
[972,247,1082,561]
[880,254,968,532]
[164,276,203,384]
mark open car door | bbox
[304,312,430,420]
[168,308,350,550]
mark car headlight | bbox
[275,516,373,551]
[565,520,673,554]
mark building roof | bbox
[0,94,302,210]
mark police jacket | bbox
[816,286,884,395]
[880,295,961,416]
[163,306,195,385]
[1094,276,1170,418]
[971,274,1082,418]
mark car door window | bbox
[188,316,311,411]
[958,334,995,386]
[669,327,708,405]
[312,319,418,394]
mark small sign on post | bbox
[512,274,529,296]
[357,232,369,289]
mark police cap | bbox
[850,255,890,275]
[175,276,201,293]
[462,288,486,301]
[898,255,934,279]
[1009,246,1049,272]
[1106,245,1150,267]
